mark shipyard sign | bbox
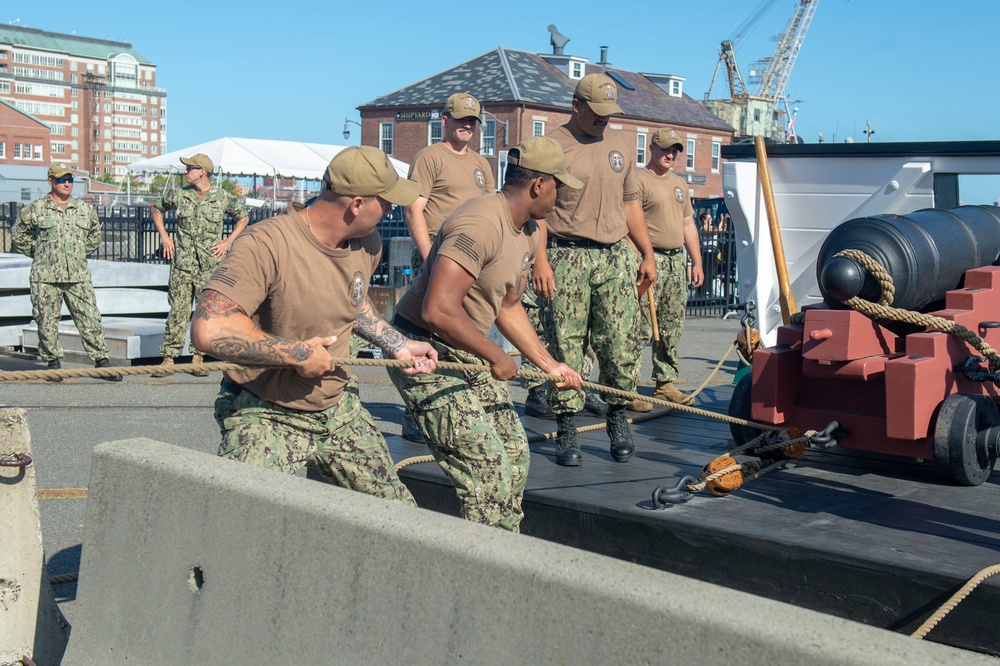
[396,109,441,121]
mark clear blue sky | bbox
[7,0,1000,201]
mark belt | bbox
[548,237,612,250]
[654,247,684,256]
[220,377,244,395]
[393,313,434,340]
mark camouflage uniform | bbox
[155,186,247,358]
[215,381,415,504]
[520,281,594,393]
[388,338,528,532]
[12,195,110,362]
[634,250,688,383]
[542,240,641,412]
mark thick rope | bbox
[910,563,1000,640]
[786,249,1000,368]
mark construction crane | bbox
[702,0,819,143]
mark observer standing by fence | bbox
[151,153,249,375]
[12,162,122,382]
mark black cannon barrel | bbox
[817,205,1000,311]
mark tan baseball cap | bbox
[574,73,623,116]
[651,128,684,151]
[325,146,419,206]
[48,162,73,178]
[443,93,482,120]
[508,136,583,189]
[180,153,214,172]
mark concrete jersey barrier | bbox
[63,438,991,664]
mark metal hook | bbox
[807,421,840,449]
[651,475,698,508]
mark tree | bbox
[218,177,240,197]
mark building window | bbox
[669,80,682,97]
[380,122,394,155]
[429,120,442,145]
[686,138,696,170]
[533,120,545,137]
[21,188,31,201]
[34,144,43,161]
[13,143,21,159]
[571,61,584,79]
[481,119,496,156]
[636,131,647,167]
[0,142,4,158]
[711,140,721,173]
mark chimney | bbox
[598,46,611,66]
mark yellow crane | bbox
[702,0,819,143]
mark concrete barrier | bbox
[0,408,69,666]
[64,438,991,664]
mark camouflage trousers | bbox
[634,250,689,383]
[388,337,529,533]
[519,283,594,392]
[537,240,641,412]
[215,381,415,505]
[30,279,110,362]
[160,264,214,358]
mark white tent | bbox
[127,137,409,179]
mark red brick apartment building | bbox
[0,99,50,165]
[0,24,166,182]
[356,38,734,199]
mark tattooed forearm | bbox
[209,335,314,367]
[194,290,245,321]
[355,296,408,354]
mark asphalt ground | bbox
[0,314,745,629]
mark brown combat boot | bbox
[191,353,209,377]
[628,398,653,412]
[653,381,695,406]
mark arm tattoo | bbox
[355,296,408,354]
[209,335,314,367]
[193,290,244,321]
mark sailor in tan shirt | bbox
[389,136,583,532]
[405,92,495,271]
[635,128,704,407]
[533,73,657,467]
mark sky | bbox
[6,0,1000,202]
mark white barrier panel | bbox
[64,439,990,664]
[0,409,69,666]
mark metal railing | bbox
[1,202,741,317]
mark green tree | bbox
[218,177,240,197]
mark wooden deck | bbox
[389,385,1000,656]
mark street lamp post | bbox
[343,118,362,141]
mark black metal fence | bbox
[1,202,739,316]
[687,228,739,317]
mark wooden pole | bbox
[754,135,798,323]
[647,286,660,342]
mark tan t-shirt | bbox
[636,168,693,250]
[204,203,380,412]
[408,142,496,236]
[545,125,639,245]
[395,193,539,336]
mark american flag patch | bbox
[453,233,480,263]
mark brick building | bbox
[0,98,50,166]
[357,42,734,199]
[0,24,166,182]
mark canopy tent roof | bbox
[127,137,409,179]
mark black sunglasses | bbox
[54,175,74,184]
[185,165,203,172]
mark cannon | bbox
[729,205,1000,485]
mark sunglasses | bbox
[185,165,203,172]
[53,176,74,184]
